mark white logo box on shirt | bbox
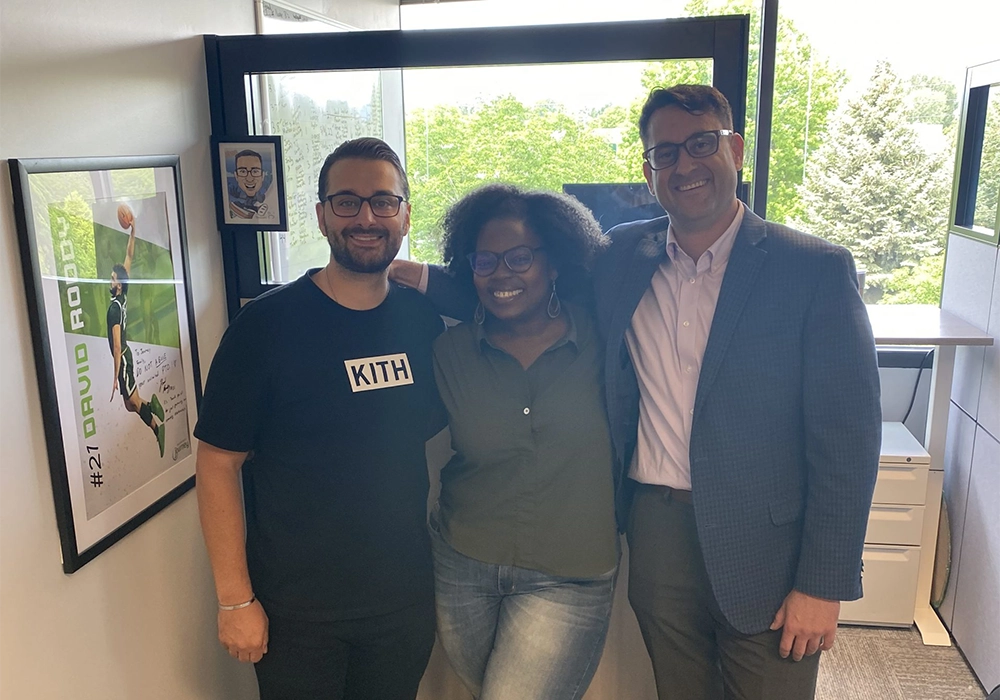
[344,353,414,393]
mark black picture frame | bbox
[211,134,288,231]
[8,155,202,573]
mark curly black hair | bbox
[441,183,607,302]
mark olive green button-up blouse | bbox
[432,305,619,578]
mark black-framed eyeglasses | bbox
[324,194,406,218]
[643,130,734,170]
[467,245,545,277]
[235,167,263,177]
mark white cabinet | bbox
[865,505,925,546]
[841,545,922,626]
[840,422,930,626]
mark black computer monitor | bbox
[562,183,663,233]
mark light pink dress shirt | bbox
[626,204,745,489]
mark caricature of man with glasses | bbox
[228,149,272,220]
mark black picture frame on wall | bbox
[211,134,288,231]
[8,155,202,573]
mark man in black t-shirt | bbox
[195,138,446,700]
[107,206,165,457]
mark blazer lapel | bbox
[608,226,668,349]
[694,212,768,420]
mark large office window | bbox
[400,0,762,267]
[773,0,999,303]
[251,0,738,281]
[205,13,750,311]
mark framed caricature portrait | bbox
[212,135,287,230]
[8,155,201,573]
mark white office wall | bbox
[0,1,397,698]
[941,232,1000,691]
[308,0,400,29]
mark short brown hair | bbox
[638,84,734,146]
[317,137,409,201]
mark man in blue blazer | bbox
[594,85,881,699]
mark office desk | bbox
[865,305,993,646]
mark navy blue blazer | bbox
[594,208,882,635]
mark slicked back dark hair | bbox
[234,149,262,166]
[638,84,734,147]
[317,137,409,201]
[441,183,607,302]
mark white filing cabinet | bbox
[840,421,930,626]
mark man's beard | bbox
[328,225,398,273]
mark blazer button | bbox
[523,407,530,415]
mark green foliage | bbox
[54,192,99,280]
[405,96,632,262]
[794,61,952,303]
[881,254,944,305]
[766,27,845,223]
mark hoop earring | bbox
[547,281,561,319]
[474,301,485,325]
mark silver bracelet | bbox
[218,595,255,611]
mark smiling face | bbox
[315,157,410,274]
[642,105,744,235]
[472,217,556,327]
[235,154,263,198]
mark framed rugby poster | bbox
[9,155,202,573]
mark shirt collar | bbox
[475,303,580,354]
[665,202,745,273]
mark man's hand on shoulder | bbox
[770,589,840,661]
[218,600,269,663]
[388,259,425,290]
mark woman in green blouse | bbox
[423,184,619,700]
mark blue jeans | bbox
[429,516,617,700]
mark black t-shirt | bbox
[194,272,446,621]
[107,295,127,352]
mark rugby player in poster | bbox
[108,204,166,458]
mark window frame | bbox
[203,15,754,317]
[949,59,1000,247]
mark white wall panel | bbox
[951,428,1000,692]
[939,403,978,629]
[942,234,996,418]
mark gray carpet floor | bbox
[816,625,985,700]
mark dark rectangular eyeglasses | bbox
[643,130,734,170]
[325,194,406,218]
[467,245,545,277]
